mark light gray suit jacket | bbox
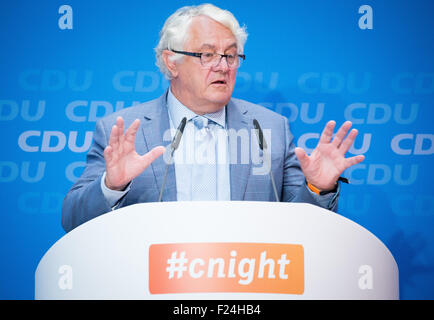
[62,91,339,232]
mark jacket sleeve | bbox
[61,119,113,232]
[281,117,339,212]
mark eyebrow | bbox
[199,42,238,52]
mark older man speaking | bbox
[61,4,364,232]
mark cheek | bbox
[186,72,207,96]
[203,70,214,85]
[228,70,237,87]
[180,61,207,88]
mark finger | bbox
[339,128,358,154]
[344,154,365,169]
[125,119,140,143]
[294,147,310,170]
[108,124,120,151]
[116,117,125,152]
[140,146,166,170]
[104,145,114,164]
[331,121,352,147]
[116,116,124,132]
[319,120,336,144]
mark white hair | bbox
[155,3,248,79]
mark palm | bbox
[104,117,165,190]
[106,147,148,187]
[295,121,365,191]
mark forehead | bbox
[186,15,237,50]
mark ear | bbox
[162,50,179,78]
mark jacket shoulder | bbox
[230,97,287,123]
[97,94,166,126]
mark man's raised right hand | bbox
[103,116,165,191]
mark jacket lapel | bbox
[227,99,252,200]
[140,91,177,201]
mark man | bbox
[61,4,364,232]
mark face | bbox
[165,15,238,114]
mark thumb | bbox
[294,147,310,170]
[141,146,166,169]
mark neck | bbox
[170,82,225,115]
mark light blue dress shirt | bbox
[166,88,231,201]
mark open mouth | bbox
[211,80,226,85]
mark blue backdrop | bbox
[1,0,433,299]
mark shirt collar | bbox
[167,88,226,128]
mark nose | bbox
[212,55,230,72]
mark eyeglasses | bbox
[170,49,245,69]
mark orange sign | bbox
[149,242,304,294]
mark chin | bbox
[208,97,231,111]
[207,89,233,106]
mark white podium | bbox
[35,202,399,299]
